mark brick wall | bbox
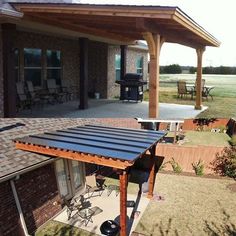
[88,41,108,98]
[107,46,148,98]
[0,26,4,117]
[0,181,24,236]
[14,164,62,234]
[14,30,80,98]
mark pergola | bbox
[2,3,220,117]
[14,125,166,236]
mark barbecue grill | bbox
[116,73,147,102]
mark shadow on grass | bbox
[136,207,236,236]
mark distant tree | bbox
[162,64,182,74]
[189,66,196,74]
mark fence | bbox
[156,144,225,174]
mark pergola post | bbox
[120,45,127,100]
[148,144,157,198]
[143,33,164,118]
[195,47,205,110]
[2,23,17,117]
[119,170,128,236]
[79,38,89,110]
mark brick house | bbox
[0,118,141,235]
[0,1,219,118]
[0,1,148,118]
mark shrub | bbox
[212,146,236,179]
[169,158,182,173]
[192,159,204,176]
[229,135,236,146]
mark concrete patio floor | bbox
[18,99,207,119]
[54,189,150,236]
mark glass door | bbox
[55,159,85,199]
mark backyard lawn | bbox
[36,174,236,236]
[144,74,236,118]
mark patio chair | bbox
[177,80,193,99]
[46,79,66,103]
[61,80,73,101]
[85,175,106,198]
[16,82,32,111]
[63,196,85,220]
[26,81,51,105]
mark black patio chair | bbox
[16,82,32,111]
[85,175,106,198]
[177,80,193,99]
[61,80,73,101]
[46,79,66,103]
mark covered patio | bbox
[17,98,207,119]
[1,2,220,118]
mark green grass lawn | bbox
[144,74,236,118]
[182,131,231,146]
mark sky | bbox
[77,0,236,66]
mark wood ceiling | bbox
[13,4,220,48]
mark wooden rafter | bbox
[15,141,133,170]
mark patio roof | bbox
[11,3,220,48]
[14,124,166,170]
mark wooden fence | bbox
[156,144,225,174]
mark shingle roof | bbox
[0,118,95,182]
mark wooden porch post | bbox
[120,45,127,100]
[148,144,156,198]
[79,38,89,109]
[2,23,17,117]
[195,47,205,110]
[119,170,128,236]
[143,33,164,118]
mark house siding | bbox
[14,30,80,98]
[0,26,4,118]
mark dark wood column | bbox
[120,45,127,100]
[79,38,89,109]
[2,23,17,117]
[148,144,157,198]
[195,47,205,110]
[119,170,128,236]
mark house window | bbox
[136,56,143,75]
[115,54,121,81]
[24,48,42,87]
[46,50,62,85]
[14,49,20,82]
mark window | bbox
[136,56,143,75]
[24,48,42,86]
[46,50,62,85]
[115,54,121,81]
[14,49,20,82]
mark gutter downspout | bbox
[10,180,30,236]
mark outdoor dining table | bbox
[186,84,214,100]
[14,124,166,236]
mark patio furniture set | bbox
[63,174,120,226]
[16,79,73,112]
[177,79,214,100]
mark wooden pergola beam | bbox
[119,170,128,236]
[195,47,205,110]
[143,32,165,118]
[15,142,133,170]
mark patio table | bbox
[186,84,215,100]
[14,124,166,236]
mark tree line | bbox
[160,64,236,74]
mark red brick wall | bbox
[0,182,24,236]
[14,163,62,234]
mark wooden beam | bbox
[148,144,157,198]
[79,38,89,110]
[195,47,205,110]
[119,170,128,236]
[15,142,133,170]
[2,23,17,118]
[143,33,164,118]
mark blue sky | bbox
[78,0,236,66]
